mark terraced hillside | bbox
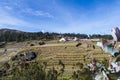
[0,41,117,80]
[30,41,109,69]
[0,41,110,69]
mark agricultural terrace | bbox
[0,40,115,79]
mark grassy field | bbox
[0,40,113,80]
[33,41,109,63]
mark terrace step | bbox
[39,51,109,65]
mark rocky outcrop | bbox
[11,50,37,61]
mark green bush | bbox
[5,62,46,80]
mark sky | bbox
[0,0,120,34]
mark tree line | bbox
[0,29,112,42]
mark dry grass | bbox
[0,40,110,75]
[20,41,109,74]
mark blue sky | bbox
[0,0,120,34]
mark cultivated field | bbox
[0,40,114,79]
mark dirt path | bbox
[0,48,22,65]
[0,48,18,53]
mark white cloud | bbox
[23,8,54,18]
[35,10,54,18]
[4,6,13,10]
[0,9,33,28]
[0,1,53,32]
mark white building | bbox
[59,37,66,42]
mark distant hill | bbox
[0,28,112,42]
[0,28,59,42]
[0,28,23,34]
